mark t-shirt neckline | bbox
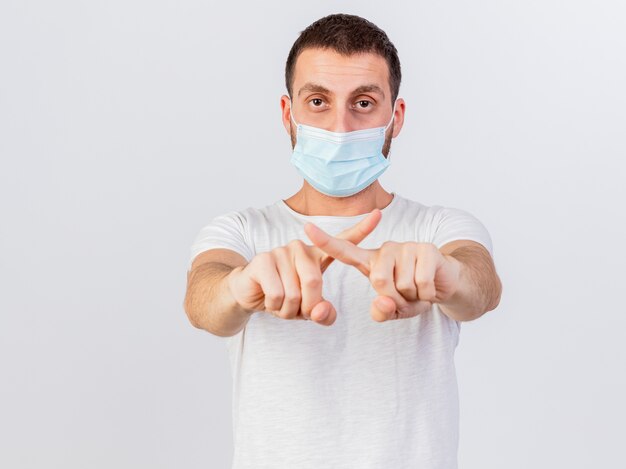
[278,192,399,221]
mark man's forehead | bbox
[292,47,390,98]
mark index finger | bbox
[336,208,382,244]
[306,223,374,277]
[315,209,382,272]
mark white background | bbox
[1,1,625,468]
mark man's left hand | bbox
[304,221,462,322]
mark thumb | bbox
[310,299,337,326]
[372,295,433,322]
[371,295,397,322]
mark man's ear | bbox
[392,98,406,138]
[280,95,292,135]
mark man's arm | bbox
[438,239,502,322]
[184,249,253,337]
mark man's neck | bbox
[283,181,394,217]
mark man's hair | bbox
[285,14,402,105]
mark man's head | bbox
[281,14,405,157]
[285,14,402,106]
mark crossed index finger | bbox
[313,209,382,273]
[305,222,374,277]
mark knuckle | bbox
[287,239,305,251]
[396,280,414,293]
[370,273,388,288]
[256,251,271,263]
[381,240,397,250]
[415,277,431,289]
[265,290,283,305]
[301,275,321,289]
[271,246,288,259]
[276,309,294,320]
[279,307,298,319]
[283,290,302,305]
[418,242,437,253]
[402,242,417,254]
[416,278,434,297]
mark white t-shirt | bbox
[188,192,494,469]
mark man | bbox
[184,13,502,469]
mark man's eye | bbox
[357,100,371,108]
[311,98,324,106]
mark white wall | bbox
[1,1,624,467]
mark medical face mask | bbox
[288,99,398,197]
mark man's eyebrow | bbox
[351,84,385,99]
[296,83,385,99]
[297,82,332,97]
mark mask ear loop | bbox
[383,99,399,163]
[288,97,299,127]
[384,99,399,132]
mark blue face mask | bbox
[289,98,398,198]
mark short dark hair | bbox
[285,14,402,105]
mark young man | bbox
[184,13,502,469]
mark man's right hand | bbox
[226,209,382,326]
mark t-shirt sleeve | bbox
[188,210,255,270]
[431,206,494,257]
